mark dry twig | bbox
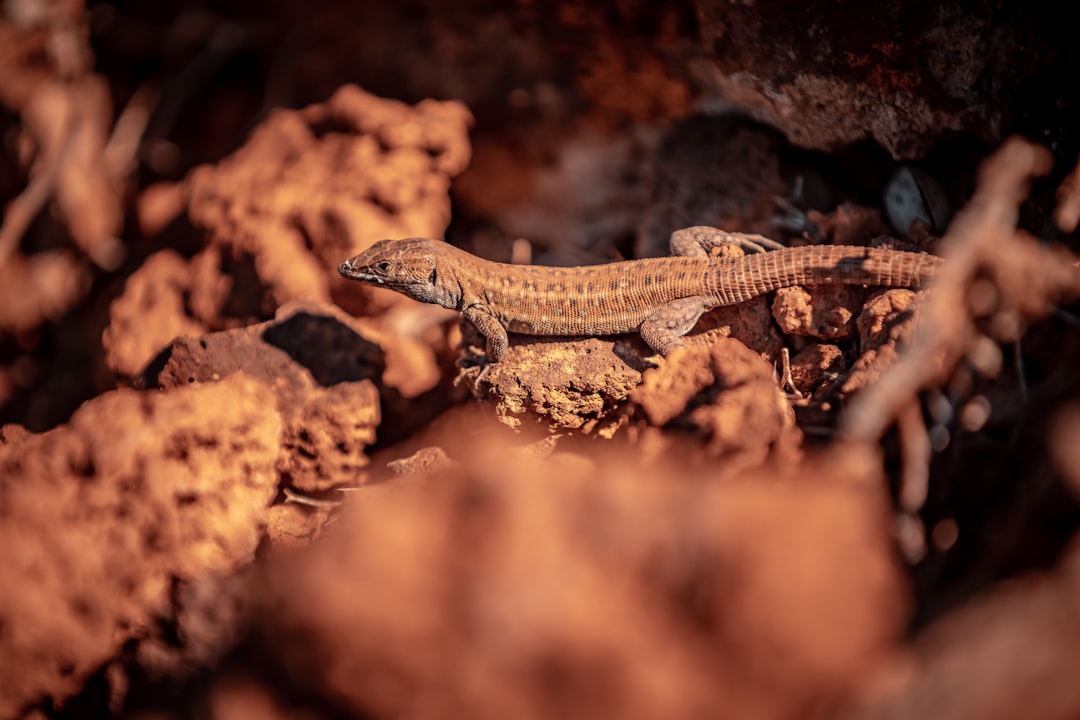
[842,138,1080,442]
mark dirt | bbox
[3,2,1080,719]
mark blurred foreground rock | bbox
[244,443,908,720]
[0,375,281,717]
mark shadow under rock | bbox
[139,309,384,392]
[261,311,384,387]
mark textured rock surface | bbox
[693,297,785,358]
[694,0,1051,158]
[631,340,800,466]
[105,86,471,380]
[461,335,648,430]
[772,284,867,340]
[142,303,383,493]
[0,375,281,717]
[183,84,472,309]
[789,342,846,395]
[842,289,921,393]
[102,250,214,377]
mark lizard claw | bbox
[734,233,787,254]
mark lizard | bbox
[338,226,942,361]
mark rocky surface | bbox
[694,0,1056,159]
[0,375,281,717]
[631,340,801,467]
[142,304,383,494]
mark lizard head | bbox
[338,238,458,308]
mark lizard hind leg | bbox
[638,296,713,355]
[670,225,786,257]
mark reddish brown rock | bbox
[143,303,382,493]
[247,442,907,720]
[265,503,332,548]
[631,340,800,466]
[772,284,868,340]
[181,84,472,312]
[0,375,281,717]
[387,446,457,477]
[458,299,784,433]
[461,335,647,430]
[102,250,214,377]
[694,295,784,359]
[105,235,445,401]
[695,1,1049,158]
[108,86,471,381]
[789,343,846,395]
[843,289,921,393]
[856,289,919,351]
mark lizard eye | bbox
[377,261,391,272]
[429,268,437,284]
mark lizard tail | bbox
[710,245,943,305]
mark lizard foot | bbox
[670,225,786,257]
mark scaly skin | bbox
[339,228,941,361]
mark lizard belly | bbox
[483,256,711,336]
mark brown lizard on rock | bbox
[339,226,941,361]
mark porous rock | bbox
[143,303,382,493]
[461,336,648,430]
[183,84,473,310]
[0,374,281,717]
[772,284,867,340]
[842,288,920,393]
[631,339,800,466]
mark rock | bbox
[788,342,846,395]
[694,1,1045,158]
[631,340,800,466]
[109,85,472,379]
[0,375,281,717]
[460,335,647,430]
[843,289,920,393]
[143,303,383,493]
[182,84,472,313]
[772,284,867,340]
[245,442,907,720]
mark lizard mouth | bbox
[338,260,382,284]
[338,260,416,288]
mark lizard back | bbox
[467,255,713,336]
[466,244,941,336]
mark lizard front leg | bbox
[638,296,713,355]
[670,225,785,257]
[463,303,509,361]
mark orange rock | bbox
[0,375,281,716]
